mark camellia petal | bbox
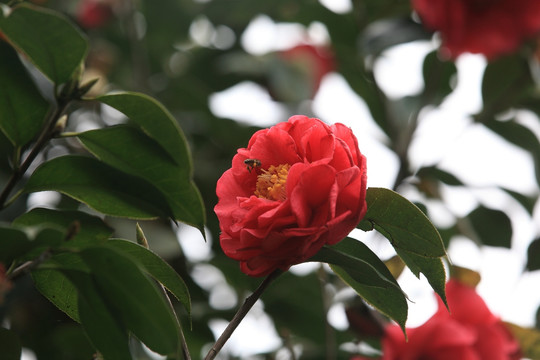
[214,115,368,276]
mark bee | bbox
[244,158,262,173]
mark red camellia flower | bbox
[353,279,521,360]
[214,115,367,277]
[411,0,540,59]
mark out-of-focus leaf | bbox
[24,155,174,220]
[394,247,447,308]
[13,208,113,245]
[32,252,90,323]
[480,55,533,118]
[467,206,512,248]
[0,226,29,263]
[450,265,481,288]
[77,124,204,230]
[501,188,537,215]
[107,239,191,315]
[62,269,131,360]
[0,3,88,84]
[360,17,430,57]
[504,322,540,360]
[0,327,21,360]
[526,238,540,272]
[0,41,49,147]
[80,245,179,356]
[484,119,540,188]
[421,51,457,106]
[358,187,446,258]
[417,166,464,186]
[313,238,408,333]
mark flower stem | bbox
[204,269,282,360]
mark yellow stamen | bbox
[254,164,290,201]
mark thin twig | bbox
[204,270,282,360]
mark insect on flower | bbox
[244,158,262,173]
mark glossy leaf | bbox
[107,239,191,315]
[0,3,88,84]
[95,92,205,231]
[31,252,90,323]
[358,187,446,258]
[467,206,512,248]
[313,238,408,332]
[80,245,180,356]
[78,124,204,229]
[0,226,30,263]
[526,238,540,272]
[394,247,447,308]
[24,155,174,220]
[0,41,49,147]
[13,207,113,245]
[0,327,21,360]
[63,269,132,360]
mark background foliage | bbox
[1,0,540,359]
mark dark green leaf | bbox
[467,206,512,248]
[483,119,540,189]
[63,269,132,360]
[312,238,408,332]
[32,252,92,323]
[13,207,113,245]
[417,166,464,186]
[0,226,30,263]
[107,239,191,316]
[24,155,174,220]
[0,3,88,84]
[0,41,49,146]
[0,327,21,360]
[80,245,180,356]
[422,51,457,106]
[393,247,447,308]
[77,124,205,229]
[526,238,540,272]
[501,188,537,215]
[480,55,533,118]
[358,187,446,257]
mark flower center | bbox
[254,164,290,201]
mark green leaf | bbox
[107,239,191,316]
[421,51,457,106]
[62,269,132,360]
[526,238,540,272]
[0,226,30,263]
[480,55,533,117]
[0,41,49,147]
[312,238,408,332]
[417,166,464,186]
[24,155,174,220]
[467,206,512,248]
[0,327,21,360]
[358,187,446,258]
[483,119,540,189]
[77,124,205,229]
[394,247,447,308]
[13,208,113,245]
[80,245,180,356]
[32,252,90,323]
[0,3,88,84]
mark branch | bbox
[204,270,282,360]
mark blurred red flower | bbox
[76,0,114,29]
[411,0,540,59]
[353,279,521,360]
[214,115,367,277]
